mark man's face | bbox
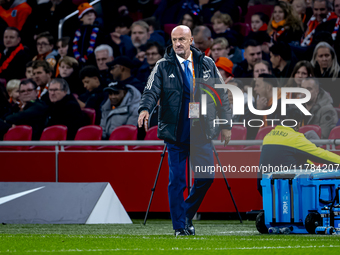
[36,37,53,55]
[254,78,270,99]
[109,90,126,107]
[244,46,262,68]
[193,32,211,52]
[171,26,193,58]
[146,46,161,66]
[59,62,74,78]
[81,11,96,25]
[25,67,33,79]
[57,41,68,57]
[96,50,113,71]
[301,79,319,104]
[3,29,20,49]
[49,82,67,103]
[270,52,281,69]
[110,65,122,81]
[211,43,229,61]
[115,26,130,35]
[82,76,99,92]
[218,67,232,80]
[131,25,149,48]
[313,0,328,22]
[33,66,51,87]
[335,0,340,17]
[253,63,270,78]
[19,83,38,104]
[212,19,229,34]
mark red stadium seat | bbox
[82,108,96,125]
[0,125,32,151]
[328,126,340,149]
[131,126,163,150]
[233,23,251,37]
[215,125,247,150]
[30,125,68,151]
[164,24,177,36]
[244,126,276,150]
[64,125,102,150]
[98,125,138,150]
[244,5,274,26]
[299,125,322,138]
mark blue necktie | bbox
[183,60,193,85]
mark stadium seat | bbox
[244,5,274,26]
[0,125,32,151]
[328,126,340,149]
[82,108,96,125]
[30,125,68,151]
[131,126,163,150]
[0,78,6,87]
[64,125,102,150]
[244,126,276,150]
[335,107,340,119]
[164,24,177,36]
[98,125,138,150]
[215,125,247,150]
[233,23,251,37]
[299,125,322,138]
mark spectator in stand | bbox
[210,38,230,62]
[0,0,32,31]
[269,41,297,86]
[45,78,88,140]
[268,1,304,44]
[136,42,164,87]
[284,60,314,98]
[233,40,263,78]
[292,0,313,30]
[94,44,114,86]
[33,32,58,69]
[31,0,77,42]
[193,26,213,56]
[211,12,241,47]
[0,83,12,122]
[143,16,166,47]
[301,0,337,46]
[301,77,337,138]
[253,60,272,78]
[32,60,53,100]
[251,12,269,33]
[311,41,340,106]
[0,27,30,81]
[315,0,340,42]
[107,56,144,94]
[57,56,84,96]
[25,61,33,79]
[78,65,106,125]
[215,57,234,80]
[100,81,141,139]
[6,79,20,105]
[179,12,203,32]
[73,3,104,68]
[55,37,72,77]
[253,73,283,127]
[3,79,48,140]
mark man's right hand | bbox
[138,110,150,131]
[110,32,121,45]
[257,97,268,110]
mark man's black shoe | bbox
[185,218,195,235]
[174,228,190,237]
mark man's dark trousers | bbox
[167,126,214,230]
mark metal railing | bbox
[58,0,101,39]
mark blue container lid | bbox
[310,172,340,180]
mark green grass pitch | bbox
[0,220,340,254]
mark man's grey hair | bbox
[312,0,333,11]
[94,44,114,57]
[193,26,211,39]
[50,78,70,94]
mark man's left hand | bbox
[221,129,231,146]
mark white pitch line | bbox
[1,245,340,253]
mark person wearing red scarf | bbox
[301,0,337,46]
[0,27,30,81]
